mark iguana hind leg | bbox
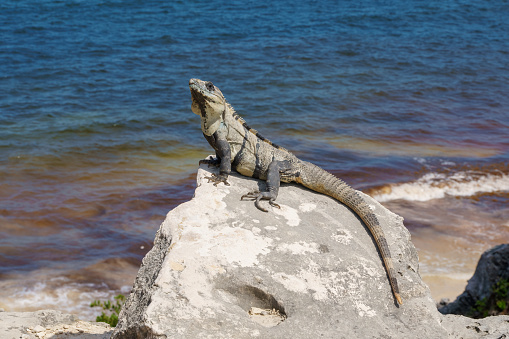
[240,159,291,212]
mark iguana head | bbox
[189,78,225,136]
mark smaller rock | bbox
[437,298,450,308]
[439,244,509,315]
[33,325,45,333]
[248,307,286,328]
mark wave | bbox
[0,276,131,321]
[370,170,509,202]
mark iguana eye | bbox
[205,81,215,92]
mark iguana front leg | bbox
[202,130,231,186]
[241,160,292,212]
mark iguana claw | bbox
[204,173,230,186]
[240,191,260,200]
[199,158,221,168]
[269,201,281,209]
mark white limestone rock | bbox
[112,163,509,338]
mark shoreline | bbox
[423,274,469,303]
[0,309,112,339]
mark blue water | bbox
[1,0,508,317]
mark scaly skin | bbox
[189,78,403,305]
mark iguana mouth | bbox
[190,86,201,100]
[190,78,221,102]
[189,78,211,93]
[189,83,203,96]
[189,79,204,96]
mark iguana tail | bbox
[298,162,403,304]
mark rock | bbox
[33,325,45,333]
[0,310,75,339]
[112,164,509,338]
[0,310,112,339]
[439,244,509,316]
[437,298,450,309]
[441,313,509,339]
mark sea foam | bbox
[1,277,131,321]
[373,172,509,202]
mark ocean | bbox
[1,0,508,319]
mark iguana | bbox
[189,78,403,305]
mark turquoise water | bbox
[1,0,508,318]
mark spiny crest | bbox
[226,101,289,153]
[226,102,246,124]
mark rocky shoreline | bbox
[2,165,508,338]
[0,310,112,339]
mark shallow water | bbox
[1,0,508,318]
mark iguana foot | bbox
[204,173,230,186]
[199,158,221,168]
[241,191,279,212]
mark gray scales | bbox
[189,78,403,305]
